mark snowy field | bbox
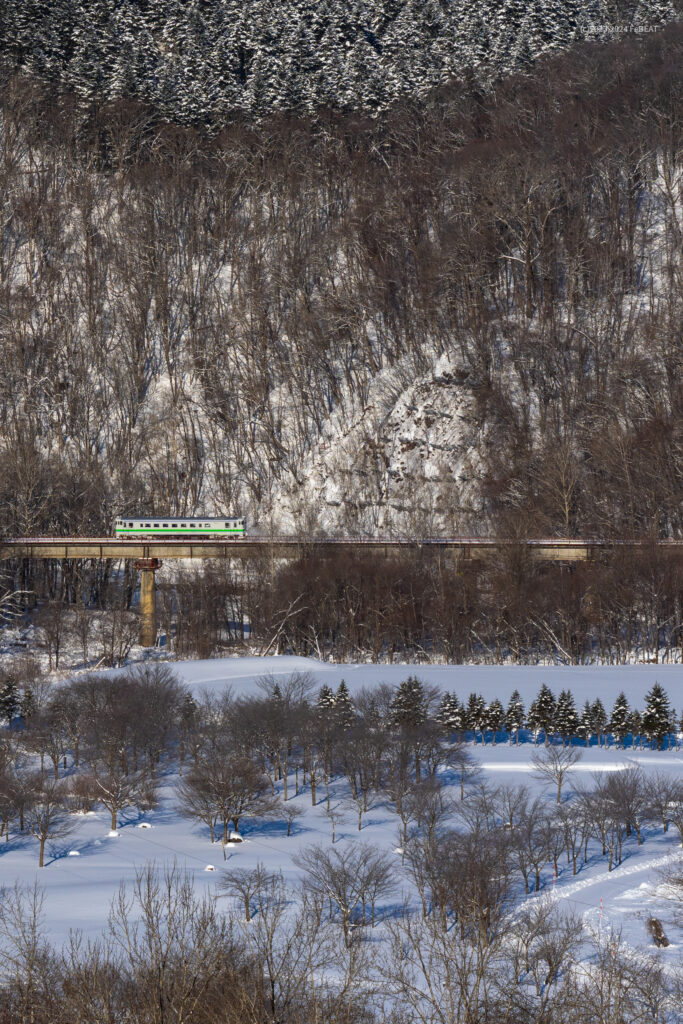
[172,654,683,706]
[2,656,682,966]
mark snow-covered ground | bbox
[2,656,682,965]
[174,654,682,706]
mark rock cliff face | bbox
[270,354,487,537]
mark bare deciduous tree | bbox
[295,843,396,946]
[24,777,78,867]
[531,746,583,803]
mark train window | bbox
[171,523,177,528]
[162,524,168,528]
[154,523,159,528]
[129,522,133,527]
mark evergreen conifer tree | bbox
[630,708,643,750]
[464,692,486,742]
[609,692,631,749]
[642,683,672,750]
[179,692,198,737]
[20,687,36,722]
[578,700,593,745]
[437,692,463,737]
[527,684,556,745]
[333,680,355,731]
[591,699,608,748]
[0,678,19,725]
[505,689,525,744]
[1,0,653,123]
[365,696,382,732]
[555,689,579,745]
[317,684,336,714]
[485,698,505,745]
[390,676,427,730]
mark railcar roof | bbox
[115,516,243,521]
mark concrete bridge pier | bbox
[134,558,162,647]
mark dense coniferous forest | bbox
[1,0,679,122]
[0,14,681,660]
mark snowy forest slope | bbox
[0,26,681,543]
[1,0,680,122]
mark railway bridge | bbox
[1,536,679,647]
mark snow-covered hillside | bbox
[1,29,681,544]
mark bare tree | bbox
[24,777,78,867]
[493,782,531,830]
[87,766,158,831]
[402,776,453,846]
[178,753,273,845]
[557,802,591,875]
[602,765,648,845]
[0,882,52,1021]
[324,802,345,844]
[217,863,277,922]
[295,843,396,946]
[228,869,339,1023]
[95,607,138,667]
[280,801,304,837]
[446,743,481,800]
[512,797,551,893]
[106,863,249,1023]
[509,900,582,1001]
[646,772,683,835]
[531,745,583,803]
[35,601,67,671]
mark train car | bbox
[114,516,246,538]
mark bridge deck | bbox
[0,537,680,562]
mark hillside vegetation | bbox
[1,0,679,122]
[0,23,682,662]
[0,28,681,540]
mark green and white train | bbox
[114,516,246,538]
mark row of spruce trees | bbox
[315,678,679,750]
[1,673,677,750]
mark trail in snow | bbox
[523,850,681,909]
